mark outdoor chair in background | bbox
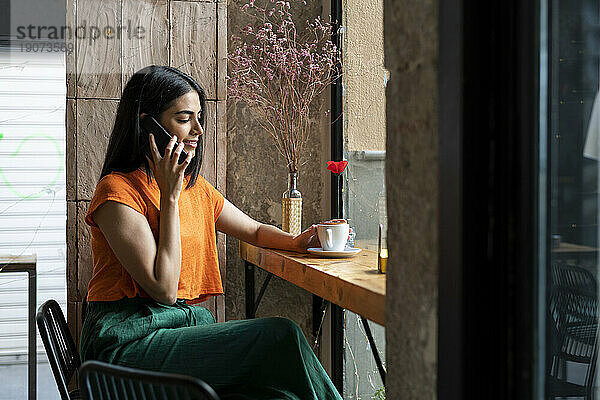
[547,262,599,399]
[36,299,81,400]
[79,360,220,400]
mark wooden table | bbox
[239,242,385,325]
[0,254,37,400]
[239,242,386,386]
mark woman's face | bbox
[157,91,204,157]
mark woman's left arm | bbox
[215,199,320,252]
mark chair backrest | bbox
[79,360,220,400]
[36,299,81,400]
[549,262,599,391]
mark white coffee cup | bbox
[317,220,350,251]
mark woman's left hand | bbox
[292,225,321,253]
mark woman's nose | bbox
[192,117,204,136]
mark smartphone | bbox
[140,115,188,164]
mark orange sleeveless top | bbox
[85,169,225,303]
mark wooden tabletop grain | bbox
[239,242,385,326]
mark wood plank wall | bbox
[65,0,228,344]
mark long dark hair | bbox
[99,65,206,189]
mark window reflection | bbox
[546,0,600,396]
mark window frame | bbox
[438,0,541,398]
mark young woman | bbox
[80,65,342,400]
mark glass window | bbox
[341,0,387,398]
[543,0,600,396]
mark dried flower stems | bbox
[228,0,342,173]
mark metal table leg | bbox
[360,316,386,386]
[245,261,273,319]
[28,268,36,400]
[253,274,272,317]
[332,304,344,395]
[245,261,255,319]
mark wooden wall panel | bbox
[216,232,226,322]
[122,0,169,87]
[76,99,118,200]
[67,301,79,347]
[216,100,227,323]
[66,99,76,201]
[216,100,226,194]
[216,2,227,100]
[66,301,82,359]
[171,1,217,99]
[77,201,93,301]
[66,301,82,392]
[67,202,78,303]
[76,0,122,98]
[66,0,76,97]
[200,100,217,186]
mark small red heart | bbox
[326,160,348,174]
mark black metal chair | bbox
[547,262,599,399]
[79,360,220,400]
[36,299,81,400]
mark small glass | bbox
[347,227,356,248]
[377,224,387,274]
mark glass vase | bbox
[282,171,302,236]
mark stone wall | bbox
[384,0,439,398]
[66,0,228,338]
[225,0,330,342]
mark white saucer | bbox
[307,247,362,258]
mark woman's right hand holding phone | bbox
[133,132,193,304]
[92,133,193,305]
[147,133,193,203]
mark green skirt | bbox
[80,297,341,400]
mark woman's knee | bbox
[262,317,304,342]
